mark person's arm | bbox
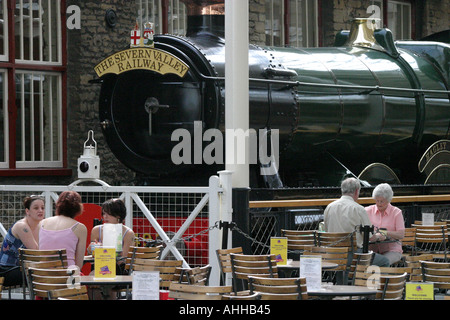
[74,223,87,269]
[86,226,101,254]
[12,221,39,249]
[120,228,135,260]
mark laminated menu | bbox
[94,247,116,279]
[299,255,322,291]
[270,237,288,265]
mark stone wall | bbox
[66,0,137,186]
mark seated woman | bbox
[365,183,405,266]
[87,198,135,274]
[39,191,87,270]
[0,196,45,286]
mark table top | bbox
[277,260,338,270]
[80,275,133,286]
[308,284,377,297]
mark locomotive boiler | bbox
[95,18,450,188]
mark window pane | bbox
[15,0,61,63]
[15,72,61,165]
[0,0,7,59]
[289,0,317,47]
[265,0,283,46]
[138,0,161,34]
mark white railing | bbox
[0,171,233,286]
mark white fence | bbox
[0,171,233,286]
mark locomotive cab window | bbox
[0,0,66,173]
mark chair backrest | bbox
[413,224,448,259]
[0,277,3,296]
[19,248,68,299]
[281,229,316,252]
[216,247,243,284]
[168,283,232,300]
[405,254,434,281]
[230,253,278,294]
[377,273,408,300]
[349,251,374,284]
[131,259,183,289]
[248,276,309,300]
[402,228,416,248]
[27,267,77,299]
[175,265,212,285]
[125,246,161,273]
[421,261,450,290]
[316,232,356,251]
[303,246,350,272]
[48,286,89,300]
[353,265,412,288]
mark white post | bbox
[208,175,221,286]
[225,0,249,189]
[218,170,233,285]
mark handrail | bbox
[249,194,450,208]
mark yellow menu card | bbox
[270,237,288,265]
[94,247,116,279]
[405,282,434,300]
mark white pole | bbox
[225,0,249,188]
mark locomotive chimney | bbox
[344,18,384,50]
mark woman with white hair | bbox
[365,183,405,265]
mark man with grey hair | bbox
[324,177,390,271]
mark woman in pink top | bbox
[39,191,87,270]
[365,183,405,266]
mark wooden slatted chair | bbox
[316,231,356,252]
[174,265,212,285]
[216,247,243,285]
[281,229,316,257]
[303,246,350,284]
[229,253,278,294]
[348,251,374,285]
[19,248,68,299]
[353,264,413,288]
[413,224,448,261]
[248,276,309,300]
[421,261,450,295]
[377,273,408,300]
[405,253,434,281]
[48,286,89,300]
[27,266,78,299]
[402,227,416,256]
[130,259,183,289]
[125,246,162,274]
[168,283,232,300]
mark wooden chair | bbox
[353,264,412,288]
[377,273,408,300]
[316,232,356,252]
[303,246,350,284]
[248,276,309,300]
[125,246,161,273]
[216,247,243,285]
[130,259,183,289]
[19,248,68,299]
[348,251,374,284]
[48,286,89,300]
[27,266,78,299]
[405,253,434,281]
[168,283,232,300]
[420,261,450,294]
[281,229,316,257]
[229,253,278,294]
[174,265,212,285]
[413,224,448,261]
[402,227,416,256]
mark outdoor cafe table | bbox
[80,275,133,300]
[278,260,339,277]
[307,284,377,300]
